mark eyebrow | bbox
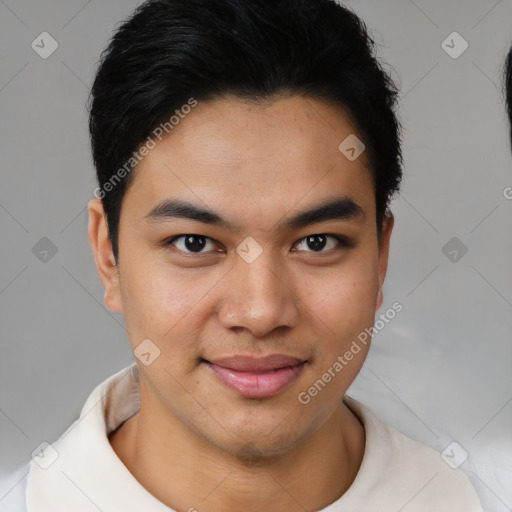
[144,196,365,231]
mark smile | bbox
[203,355,307,399]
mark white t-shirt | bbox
[0,363,482,512]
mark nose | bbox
[217,252,300,338]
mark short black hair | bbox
[89,0,403,263]
[506,45,512,148]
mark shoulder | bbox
[385,424,482,510]
[0,462,30,512]
[342,397,483,512]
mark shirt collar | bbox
[25,363,385,512]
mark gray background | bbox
[1,0,511,510]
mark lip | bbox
[204,355,307,399]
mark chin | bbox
[202,416,308,460]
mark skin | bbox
[88,94,394,512]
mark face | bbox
[88,94,393,457]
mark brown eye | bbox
[292,234,352,253]
[165,234,220,254]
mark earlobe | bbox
[375,212,394,311]
[87,198,123,313]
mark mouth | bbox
[202,354,307,399]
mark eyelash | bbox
[163,233,353,255]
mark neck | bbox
[109,385,365,512]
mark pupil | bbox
[307,234,326,251]
[185,235,206,252]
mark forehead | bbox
[122,95,375,228]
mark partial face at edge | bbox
[89,94,393,456]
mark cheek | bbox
[119,260,188,337]
[299,256,379,334]
[119,257,216,367]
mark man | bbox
[0,0,482,510]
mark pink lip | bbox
[205,355,306,398]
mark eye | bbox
[291,234,351,253]
[164,234,222,254]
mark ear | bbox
[375,212,394,311]
[87,198,123,313]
